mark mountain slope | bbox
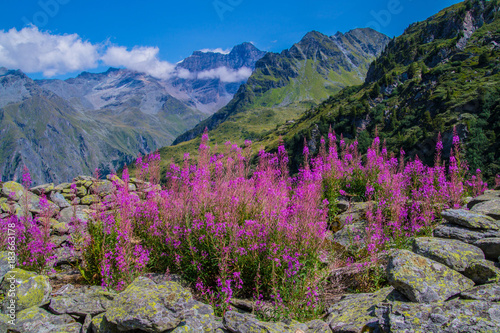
[257,0,500,180]
[171,28,390,146]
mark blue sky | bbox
[0,0,463,79]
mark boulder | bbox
[474,238,500,260]
[15,306,81,333]
[0,197,9,213]
[49,285,116,317]
[91,312,120,333]
[441,209,499,230]
[81,194,100,205]
[331,221,368,248]
[30,183,54,195]
[105,276,192,332]
[325,287,406,332]
[463,259,500,285]
[27,192,59,215]
[471,199,500,219]
[460,283,500,303]
[412,237,484,272]
[90,180,115,197]
[467,191,500,209]
[376,299,500,333]
[51,220,70,235]
[0,269,52,312]
[59,205,90,223]
[1,181,25,201]
[223,311,306,333]
[50,191,71,208]
[54,182,72,191]
[433,223,499,244]
[169,299,216,332]
[386,250,474,303]
[76,186,87,197]
[0,252,13,281]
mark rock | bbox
[337,199,350,213]
[54,246,81,266]
[75,179,93,188]
[433,223,500,244]
[81,194,100,205]
[59,205,90,223]
[169,299,216,332]
[376,299,500,333]
[471,199,500,219]
[51,234,69,247]
[0,197,9,213]
[90,180,115,197]
[49,285,116,317]
[74,175,95,182]
[475,238,500,260]
[332,221,368,248]
[461,283,500,301]
[325,287,406,332]
[463,259,500,285]
[54,182,72,191]
[105,276,192,332]
[27,192,59,215]
[0,269,52,312]
[128,183,137,192]
[51,220,70,235]
[16,306,81,333]
[223,311,304,333]
[0,252,14,281]
[76,186,87,197]
[82,314,92,333]
[30,183,54,195]
[386,250,474,303]
[441,209,499,230]
[1,181,25,201]
[412,237,484,272]
[91,312,120,333]
[107,174,125,187]
[468,192,500,209]
[0,313,15,332]
[50,191,71,208]
[304,319,332,333]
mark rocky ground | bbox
[1,177,500,332]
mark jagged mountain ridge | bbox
[172,28,390,145]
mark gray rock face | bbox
[58,205,90,223]
[386,250,474,303]
[105,276,192,332]
[331,221,368,248]
[412,237,484,272]
[49,285,117,317]
[461,283,500,302]
[376,300,500,333]
[474,238,500,260]
[471,199,500,219]
[223,311,306,333]
[50,191,71,208]
[16,306,82,333]
[441,209,499,230]
[433,223,500,244]
[0,252,13,281]
[463,259,500,285]
[325,287,406,333]
[0,269,52,312]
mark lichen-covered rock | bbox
[376,299,500,333]
[1,181,25,201]
[49,285,116,317]
[59,205,89,223]
[332,221,367,248]
[412,237,484,272]
[91,312,120,333]
[0,269,52,312]
[441,209,500,230]
[223,311,305,333]
[30,183,54,195]
[75,186,87,197]
[474,238,500,260]
[105,276,192,332]
[325,287,406,332]
[81,194,100,205]
[467,192,500,208]
[0,197,9,213]
[26,192,59,215]
[433,223,500,244]
[90,180,115,196]
[170,299,216,332]
[463,259,500,285]
[471,199,500,220]
[0,252,13,281]
[304,319,332,333]
[50,191,71,208]
[51,220,70,235]
[386,250,474,303]
[461,283,500,302]
[16,306,81,333]
[54,182,72,191]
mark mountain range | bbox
[0,44,266,185]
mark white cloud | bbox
[101,46,175,79]
[197,66,252,83]
[198,48,231,54]
[0,26,99,77]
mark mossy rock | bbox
[49,285,117,317]
[463,259,500,285]
[80,194,100,205]
[16,306,81,333]
[441,209,500,230]
[223,311,308,333]
[387,250,474,303]
[412,237,484,272]
[105,276,192,332]
[1,181,25,201]
[325,287,406,332]
[1,269,52,312]
[460,283,500,302]
[54,183,72,191]
[91,312,120,333]
[30,183,55,196]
